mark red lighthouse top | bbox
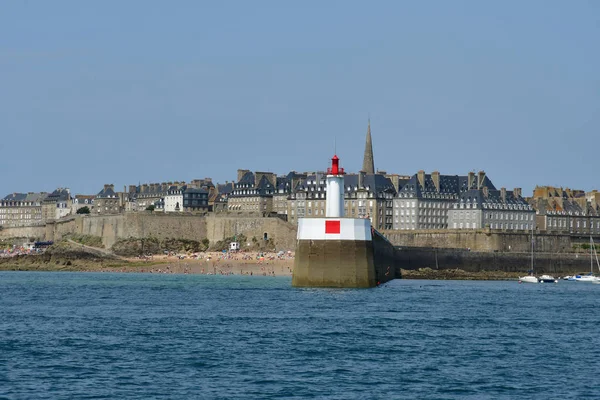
[327,154,345,175]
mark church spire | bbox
[362,119,375,174]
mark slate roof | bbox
[45,188,70,202]
[456,188,533,211]
[399,173,496,198]
[2,192,48,204]
[97,186,117,198]
[217,183,234,195]
[294,173,397,197]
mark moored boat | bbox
[538,274,558,283]
[519,275,538,284]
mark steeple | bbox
[362,119,375,174]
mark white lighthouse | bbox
[292,153,403,288]
[326,155,345,218]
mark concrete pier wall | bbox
[398,247,598,275]
[292,229,403,288]
[292,240,375,288]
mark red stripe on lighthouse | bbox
[325,220,340,234]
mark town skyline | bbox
[2,1,598,195]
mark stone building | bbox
[164,184,184,212]
[529,186,600,234]
[448,187,535,231]
[212,182,234,213]
[394,171,495,230]
[95,184,121,214]
[133,183,170,211]
[287,172,397,230]
[42,188,72,222]
[183,187,210,213]
[227,170,276,215]
[273,171,307,220]
[0,192,48,227]
[72,195,95,214]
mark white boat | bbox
[519,227,556,283]
[519,275,538,284]
[570,274,600,283]
[538,274,558,283]
[568,236,600,283]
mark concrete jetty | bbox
[291,155,401,288]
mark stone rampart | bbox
[398,247,597,275]
[381,229,575,253]
[0,226,45,240]
[43,214,296,251]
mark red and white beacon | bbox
[326,155,345,218]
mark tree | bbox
[76,206,91,214]
[201,238,210,250]
[146,205,155,212]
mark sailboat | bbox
[571,236,600,283]
[520,226,542,283]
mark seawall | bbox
[398,247,597,275]
[0,214,297,251]
[381,229,582,253]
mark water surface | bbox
[1,272,599,399]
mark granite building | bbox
[394,171,495,230]
[529,186,600,234]
[0,192,47,227]
[448,187,535,231]
[287,172,397,230]
[95,184,121,214]
[227,170,276,215]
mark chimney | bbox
[477,171,486,189]
[501,187,507,202]
[104,184,110,190]
[432,171,440,192]
[417,170,425,189]
[129,185,136,193]
[358,171,365,188]
[483,186,489,198]
[237,169,250,182]
[468,172,475,189]
[514,188,522,198]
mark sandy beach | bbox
[97,251,295,276]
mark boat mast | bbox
[531,224,534,274]
[593,237,600,273]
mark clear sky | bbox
[1,1,598,196]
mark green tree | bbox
[146,205,155,212]
[76,206,91,214]
[201,238,210,250]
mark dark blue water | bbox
[1,272,599,399]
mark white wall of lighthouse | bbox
[326,176,344,218]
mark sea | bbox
[1,272,599,400]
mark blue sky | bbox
[1,1,598,196]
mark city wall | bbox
[397,247,596,275]
[381,229,575,253]
[38,214,296,250]
[0,226,46,241]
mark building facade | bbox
[95,184,121,214]
[0,192,48,227]
[42,188,72,222]
[394,171,495,230]
[287,172,397,230]
[529,186,600,234]
[448,187,536,231]
[227,170,276,215]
